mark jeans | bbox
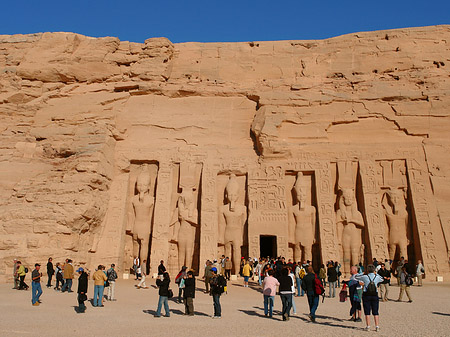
[156,295,170,316]
[296,278,304,296]
[47,274,53,287]
[19,275,28,290]
[379,283,389,300]
[225,270,231,280]
[32,281,42,304]
[329,281,337,297]
[213,294,221,317]
[291,294,296,313]
[280,293,292,319]
[61,279,72,292]
[55,278,64,290]
[263,295,274,317]
[178,287,184,301]
[107,281,115,300]
[78,294,86,312]
[93,285,104,306]
[258,275,262,286]
[307,290,319,319]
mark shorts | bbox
[244,276,249,282]
[362,294,379,316]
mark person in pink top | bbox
[262,269,280,318]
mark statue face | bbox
[296,186,307,203]
[342,189,353,206]
[136,178,150,193]
[227,189,239,203]
[389,191,403,206]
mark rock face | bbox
[1,26,450,281]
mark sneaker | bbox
[408,300,413,303]
[375,326,380,332]
[356,318,362,322]
[32,302,40,306]
[364,326,371,331]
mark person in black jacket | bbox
[278,268,293,321]
[155,272,170,317]
[377,263,391,301]
[183,270,196,316]
[301,266,320,322]
[327,262,338,298]
[76,267,88,313]
[46,258,54,288]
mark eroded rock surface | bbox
[1,26,450,281]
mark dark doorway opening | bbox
[260,235,277,258]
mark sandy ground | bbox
[1,277,449,337]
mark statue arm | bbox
[382,197,393,216]
[126,201,136,233]
[218,208,226,245]
[351,210,365,229]
[169,208,179,242]
[336,213,343,244]
[240,209,246,240]
[288,206,296,244]
[311,206,316,244]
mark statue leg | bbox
[178,240,186,270]
[304,245,313,262]
[140,237,150,263]
[351,246,359,270]
[399,242,408,261]
[294,243,302,262]
[185,241,194,269]
[232,244,241,275]
[132,234,140,259]
[343,245,351,276]
[389,244,396,261]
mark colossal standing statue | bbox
[219,174,247,274]
[291,172,316,262]
[129,165,155,262]
[382,189,409,260]
[170,188,198,270]
[336,188,364,275]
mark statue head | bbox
[387,189,404,213]
[136,165,151,200]
[341,188,354,207]
[226,174,240,211]
[179,187,195,209]
[294,172,308,204]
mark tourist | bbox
[220,255,226,276]
[335,261,342,287]
[93,265,107,307]
[355,264,384,332]
[133,256,140,280]
[106,264,118,301]
[54,262,64,291]
[416,260,425,286]
[31,263,43,306]
[242,259,252,287]
[256,259,263,286]
[204,260,212,293]
[319,264,326,288]
[209,267,226,318]
[395,260,403,286]
[377,263,391,301]
[344,266,362,322]
[175,266,187,302]
[262,269,279,318]
[183,270,196,316]
[301,265,320,322]
[13,259,19,290]
[327,262,338,298]
[397,266,413,303]
[358,262,364,274]
[288,267,297,314]
[137,259,148,289]
[76,267,88,313]
[17,261,28,290]
[61,259,74,293]
[157,260,166,276]
[155,272,171,317]
[46,258,54,289]
[279,268,293,321]
[224,257,232,280]
[212,259,221,275]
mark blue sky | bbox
[2,0,449,43]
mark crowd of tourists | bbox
[13,254,425,330]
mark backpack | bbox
[299,268,306,279]
[175,272,183,284]
[217,275,227,294]
[314,274,325,295]
[366,274,377,296]
[405,274,414,286]
[24,267,29,273]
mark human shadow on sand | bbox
[231,283,263,294]
[432,311,450,316]
[143,309,209,317]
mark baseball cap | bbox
[35,263,40,267]
[211,267,217,273]
[76,267,84,272]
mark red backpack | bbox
[314,274,325,295]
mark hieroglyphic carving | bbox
[150,163,173,274]
[248,164,288,258]
[406,159,441,274]
[315,162,339,263]
[359,160,389,261]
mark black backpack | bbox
[366,274,377,296]
[217,275,227,293]
[24,267,29,273]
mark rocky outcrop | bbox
[1,26,449,281]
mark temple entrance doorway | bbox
[260,235,277,258]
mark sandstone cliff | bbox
[1,26,449,281]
